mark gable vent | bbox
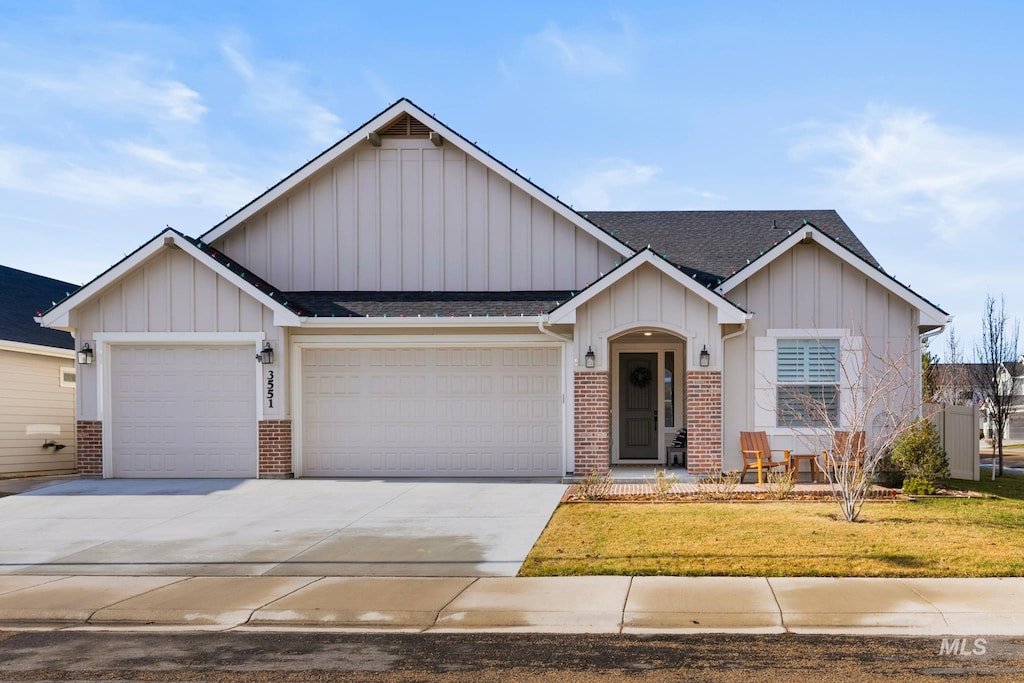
[379,114,432,138]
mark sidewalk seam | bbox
[237,576,329,628]
[898,579,950,628]
[85,576,192,624]
[620,576,633,634]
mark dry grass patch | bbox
[521,475,1024,578]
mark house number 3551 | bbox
[266,370,275,408]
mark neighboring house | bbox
[932,360,1024,440]
[991,359,1024,440]
[38,99,948,479]
[0,265,78,476]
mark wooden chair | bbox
[739,431,790,484]
[821,431,866,477]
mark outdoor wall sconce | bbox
[699,345,710,367]
[257,342,275,365]
[584,346,596,368]
[77,343,94,365]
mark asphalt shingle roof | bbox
[283,291,574,318]
[582,210,879,286]
[1,265,77,349]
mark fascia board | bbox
[717,227,949,328]
[172,236,301,326]
[298,315,544,328]
[39,230,175,328]
[398,101,632,258]
[549,251,748,325]
[0,339,75,358]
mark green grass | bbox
[520,474,1024,578]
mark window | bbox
[776,339,839,427]
[59,366,76,388]
[664,351,675,428]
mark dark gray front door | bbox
[618,352,658,460]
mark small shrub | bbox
[891,418,949,483]
[696,470,740,501]
[765,469,795,500]
[902,477,937,495]
[644,469,679,501]
[575,467,614,500]
[874,454,905,489]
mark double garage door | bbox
[108,343,563,479]
[301,345,564,478]
[110,345,257,478]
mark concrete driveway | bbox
[0,479,566,577]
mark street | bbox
[1,631,1022,682]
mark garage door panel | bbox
[302,346,562,477]
[111,345,257,478]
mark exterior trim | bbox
[0,339,75,359]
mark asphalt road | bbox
[1,631,1023,682]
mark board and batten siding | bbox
[71,248,283,421]
[0,350,76,475]
[213,140,622,292]
[721,242,920,471]
[573,264,716,370]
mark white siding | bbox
[0,350,76,475]
[573,264,717,370]
[71,248,283,421]
[722,242,920,471]
[213,140,621,292]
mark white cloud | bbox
[790,106,1024,242]
[566,157,722,210]
[220,39,344,145]
[1,61,207,124]
[526,20,633,77]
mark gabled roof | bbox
[583,210,877,286]
[0,265,76,350]
[284,291,573,318]
[200,98,632,259]
[712,223,948,328]
[547,248,749,326]
[38,229,302,329]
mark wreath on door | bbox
[629,366,652,389]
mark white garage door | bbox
[111,345,257,478]
[301,346,563,477]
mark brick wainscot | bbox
[258,419,293,477]
[686,370,723,474]
[574,371,610,473]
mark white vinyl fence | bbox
[925,403,980,481]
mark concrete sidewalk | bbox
[0,574,1022,636]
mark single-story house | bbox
[38,99,949,479]
[1,264,79,476]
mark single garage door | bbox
[111,345,257,478]
[301,346,563,477]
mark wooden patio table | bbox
[789,453,823,483]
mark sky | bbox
[1,0,1021,357]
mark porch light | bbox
[257,342,275,365]
[584,346,596,369]
[77,343,94,365]
[699,345,710,367]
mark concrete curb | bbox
[1,575,1023,635]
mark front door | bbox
[618,352,658,460]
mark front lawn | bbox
[519,475,1024,578]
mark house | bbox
[931,360,1024,440]
[37,99,949,479]
[1,265,78,476]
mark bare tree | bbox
[972,294,1020,476]
[931,325,973,406]
[777,329,930,522]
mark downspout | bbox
[538,317,576,478]
[717,319,749,475]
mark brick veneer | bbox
[76,420,103,477]
[258,419,293,478]
[686,370,723,474]
[574,371,610,474]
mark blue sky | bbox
[2,0,1021,355]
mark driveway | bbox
[0,479,566,577]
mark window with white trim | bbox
[59,366,76,388]
[776,339,839,427]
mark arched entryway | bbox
[610,329,687,466]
